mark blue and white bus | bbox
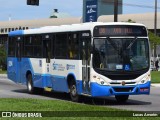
[7,22,150,102]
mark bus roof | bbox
[8,22,146,36]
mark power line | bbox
[123,3,160,9]
[107,1,160,9]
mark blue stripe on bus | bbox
[90,81,150,97]
[8,30,24,36]
[7,57,151,97]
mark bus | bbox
[7,22,150,102]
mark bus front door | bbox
[16,37,22,83]
[82,37,91,94]
[42,35,52,87]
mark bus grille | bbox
[113,87,134,92]
[106,74,141,80]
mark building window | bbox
[5,28,7,33]
[1,29,4,33]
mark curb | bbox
[151,84,160,87]
[0,74,7,77]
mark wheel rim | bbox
[71,85,77,97]
[28,81,32,92]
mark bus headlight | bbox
[138,74,150,84]
[93,75,109,86]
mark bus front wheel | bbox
[69,81,79,102]
[27,74,35,94]
[115,95,129,103]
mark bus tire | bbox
[115,95,129,103]
[69,81,79,102]
[27,74,35,94]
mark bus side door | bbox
[81,31,91,94]
[42,34,52,87]
[16,36,23,83]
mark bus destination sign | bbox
[93,25,147,37]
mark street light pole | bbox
[114,0,118,22]
[154,0,157,61]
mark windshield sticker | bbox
[124,64,130,71]
[116,65,123,70]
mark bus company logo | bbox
[53,63,58,70]
[53,63,65,71]
[2,112,11,117]
[66,64,75,70]
[1,112,42,118]
[122,81,126,86]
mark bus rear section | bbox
[7,34,53,93]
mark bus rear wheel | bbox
[115,95,129,103]
[69,81,79,102]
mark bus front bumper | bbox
[90,81,151,97]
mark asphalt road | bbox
[0,75,160,112]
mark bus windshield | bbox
[93,38,149,72]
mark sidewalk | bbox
[151,84,160,87]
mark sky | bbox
[0,0,160,21]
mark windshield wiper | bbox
[126,37,138,50]
[107,37,120,54]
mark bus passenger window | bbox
[8,37,16,57]
[55,34,68,59]
[24,35,42,58]
[68,33,79,59]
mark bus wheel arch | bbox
[67,74,79,102]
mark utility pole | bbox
[114,0,118,22]
[154,0,157,61]
[154,0,157,35]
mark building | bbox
[0,17,82,44]
[97,12,160,57]
[98,12,160,37]
[83,0,122,22]
[0,12,160,56]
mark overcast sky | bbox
[0,0,159,21]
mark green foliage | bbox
[148,31,160,46]
[126,19,136,23]
[0,44,7,70]
[0,98,159,120]
[151,71,160,83]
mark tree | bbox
[148,31,160,46]
[127,19,136,23]
[0,44,7,70]
[125,19,160,45]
